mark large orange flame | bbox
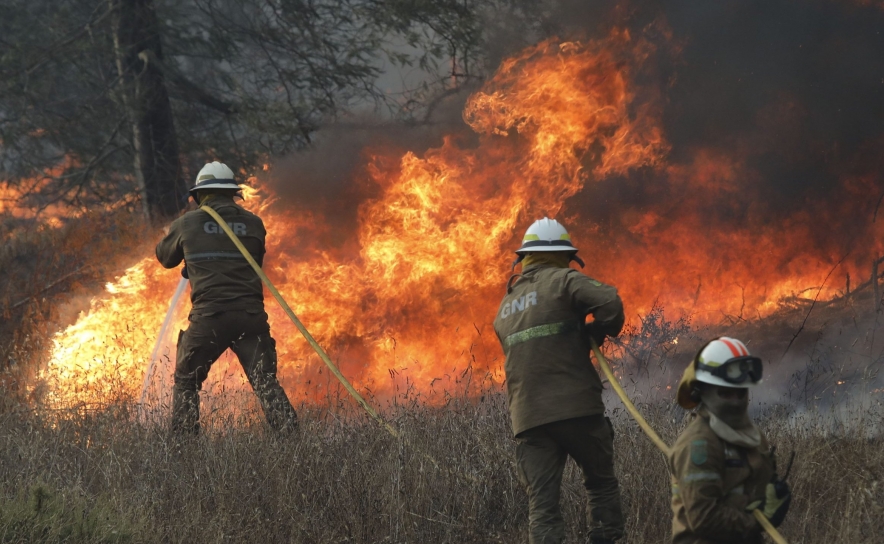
[39,35,883,412]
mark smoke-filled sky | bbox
[257,0,884,333]
[546,0,884,228]
[272,0,884,236]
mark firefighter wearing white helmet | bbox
[188,161,242,203]
[512,217,585,269]
[493,217,625,544]
[156,161,297,434]
[669,337,791,544]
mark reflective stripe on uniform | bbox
[186,251,248,262]
[502,320,581,349]
[682,472,722,483]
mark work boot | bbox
[258,387,298,434]
[171,387,200,435]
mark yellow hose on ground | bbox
[201,204,399,438]
[590,339,789,544]
[202,203,777,529]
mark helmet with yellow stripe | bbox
[515,217,579,253]
[512,217,585,270]
[189,161,242,203]
[676,337,763,409]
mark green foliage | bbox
[0,484,143,543]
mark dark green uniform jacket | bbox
[493,264,624,436]
[669,410,774,544]
[156,196,266,315]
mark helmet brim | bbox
[515,245,578,254]
[189,180,240,193]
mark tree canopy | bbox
[0,0,535,219]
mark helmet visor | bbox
[698,356,762,385]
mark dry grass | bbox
[0,391,881,543]
[3,209,883,542]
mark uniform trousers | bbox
[516,414,624,543]
[172,309,297,433]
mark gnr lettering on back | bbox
[500,291,537,319]
[204,221,247,236]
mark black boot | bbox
[171,387,200,435]
[256,382,298,434]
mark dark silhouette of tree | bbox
[0,0,526,220]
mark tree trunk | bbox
[110,0,183,220]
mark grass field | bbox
[0,388,881,544]
[3,212,882,542]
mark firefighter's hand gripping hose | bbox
[589,339,789,544]
[201,205,399,438]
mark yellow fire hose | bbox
[201,203,784,539]
[201,204,399,438]
[589,339,788,544]
[202,205,465,475]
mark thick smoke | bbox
[259,0,884,407]
[557,0,884,239]
[268,0,884,248]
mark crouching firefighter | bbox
[156,161,298,434]
[493,218,626,544]
[670,337,791,543]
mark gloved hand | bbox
[584,322,608,348]
[181,266,189,279]
[747,480,791,528]
[764,479,791,527]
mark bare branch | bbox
[9,265,93,311]
[138,49,237,114]
[782,253,850,359]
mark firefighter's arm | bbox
[255,218,267,267]
[673,437,760,542]
[155,218,185,268]
[256,239,265,267]
[565,271,625,338]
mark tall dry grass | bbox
[0,389,881,543]
[3,214,882,542]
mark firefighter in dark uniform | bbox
[156,161,297,434]
[670,337,791,543]
[493,217,626,544]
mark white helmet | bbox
[189,161,240,195]
[515,217,579,254]
[512,217,584,269]
[677,337,763,409]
